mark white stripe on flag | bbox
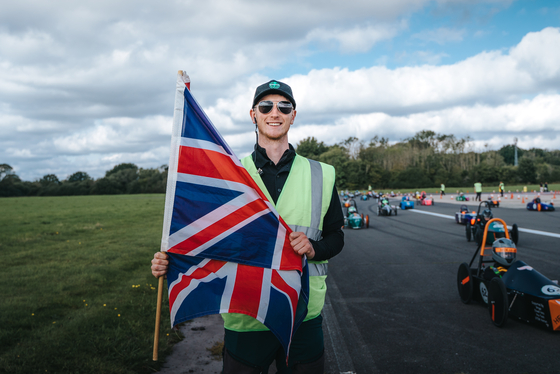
[257,268,273,325]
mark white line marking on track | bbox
[409,209,560,238]
[408,210,455,220]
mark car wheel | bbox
[395,208,398,216]
[457,262,473,304]
[466,221,472,242]
[511,224,519,245]
[474,226,483,245]
[488,277,509,327]
[365,215,369,228]
[377,207,380,216]
[388,209,392,216]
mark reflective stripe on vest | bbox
[308,262,328,276]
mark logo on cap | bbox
[269,81,280,89]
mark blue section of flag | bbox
[182,88,232,155]
[167,253,227,325]
[206,212,279,267]
[170,181,243,235]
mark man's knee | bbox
[222,348,265,374]
[290,351,324,374]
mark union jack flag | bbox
[161,71,309,356]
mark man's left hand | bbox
[289,231,315,260]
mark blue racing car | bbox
[455,204,476,225]
[526,197,555,212]
[400,196,414,210]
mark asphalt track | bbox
[323,198,560,374]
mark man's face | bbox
[250,94,296,142]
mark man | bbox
[499,181,504,197]
[440,183,445,196]
[152,80,344,373]
[474,182,482,201]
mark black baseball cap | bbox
[252,80,296,109]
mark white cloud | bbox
[0,1,558,182]
[306,22,406,54]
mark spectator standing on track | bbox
[152,79,344,374]
[474,182,482,201]
[499,181,504,197]
[440,183,445,196]
[540,182,544,193]
[544,182,548,192]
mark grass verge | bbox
[0,194,180,374]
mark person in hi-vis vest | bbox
[474,182,482,201]
[151,80,344,374]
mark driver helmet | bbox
[348,206,357,214]
[482,208,493,221]
[534,197,541,204]
[492,238,517,266]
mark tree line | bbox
[0,163,168,197]
[1,130,559,197]
[296,130,560,190]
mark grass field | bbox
[0,194,182,374]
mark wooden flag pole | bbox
[153,70,190,361]
[152,275,165,361]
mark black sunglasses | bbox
[257,101,293,115]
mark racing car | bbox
[400,196,414,210]
[378,196,398,216]
[414,191,426,201]
[526,197,555,212]
[455,193,469,201]
[343,206,369,229]
[342,198,357,209]
[420,196,435,206]
[456,218,560,330]
[455,205,476,225]
[485,196,500,207]
[465,201,518,245]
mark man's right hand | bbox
[151,252,169,278]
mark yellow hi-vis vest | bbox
[221,154,336,332]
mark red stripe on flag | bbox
[279,231,300,270]
[228,264,264,314]
[178,146,251,185]
[178,146,274,203]
[170,199,267,253]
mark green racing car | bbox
[343,206,370,229]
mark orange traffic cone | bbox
[511,193,513,199]
[522,197,525,203]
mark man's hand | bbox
[151,252,169,278]
[289,232,315,260]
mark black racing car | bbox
[457,218,560,331]
[377,196,397,216]
[465,201,518,245]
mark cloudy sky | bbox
[2,0,560,181]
